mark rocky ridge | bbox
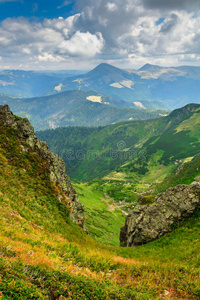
[120,179,200,246]
[0,104,87,232]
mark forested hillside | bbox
[0,91,166,130]
[37,103,200,184]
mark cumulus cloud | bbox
[58,31,104,56]
[160,13,179,33]
[0,0,199,69]
[0,14,104,69]
[38,53,65,62]
[74,0,200,67]
[106,2,118,12]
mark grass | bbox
[72,182,125,246]
[0,204,200,299]
[0,117,200,299]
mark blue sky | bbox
[0,0,76,21]
[0,0,199,70]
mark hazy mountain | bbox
[1,63,197,110]
[0,69,85,98]
[50,63,200,109]
[0,90,166,130]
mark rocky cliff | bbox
[0,104,87,232]
[120,179,200,246]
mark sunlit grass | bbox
[0,122,200,299]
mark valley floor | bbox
[1,105,200,299]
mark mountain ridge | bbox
[37,103,200,182]
[49,63,200,109]
[1,62,199,110]
[0,104,87,231]
[0,105,200,299]
[0,90,167,130]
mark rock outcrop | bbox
[0,104,87,232]
[120,181,200,246]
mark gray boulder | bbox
[120,182,200,246]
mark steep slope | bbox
[1,106,200,299]
[1,107,200,299]
[0,104,87,230]
[72,181,125,246]
[50,63,200,109]
[37,103,200,182]
[0,91,166,131]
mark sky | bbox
[0,0,199,70]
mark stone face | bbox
[0,104,87,232]
[120,182,200,246]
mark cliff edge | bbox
[0,104,87,232]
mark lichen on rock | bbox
[120,180,200,247]
[0,104,88,233]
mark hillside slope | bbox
[0,104,87,230]
[0,106,200,299]
[1,106,200,299]
[37,103,200,183]
[0,91,166,131]
[49,63,200,109]
[0,70,84,98]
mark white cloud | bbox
[106,2,118,12]
[0,0,199,69]
[58,31,104,56]
[57,0,71,9]
[38,52,65,62]
[22,47,31,54]
[0,14,105,69]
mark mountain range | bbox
[1,63,200,111]
[0,69,85,98]
[50,63,200,110]
[37,103,200,196]
[0,91,166,130]
[1,104,200,299]
[37,103,200,245]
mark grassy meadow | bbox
[0,107,200,299]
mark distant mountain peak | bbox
[94,63,118,69]
[87,63,123,76]
[96,63,112,68]
[139,63,162,71]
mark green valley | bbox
[1,104,200,299]
[37,103,200,248]
[1,1,200,299]
[37,103,200,185]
